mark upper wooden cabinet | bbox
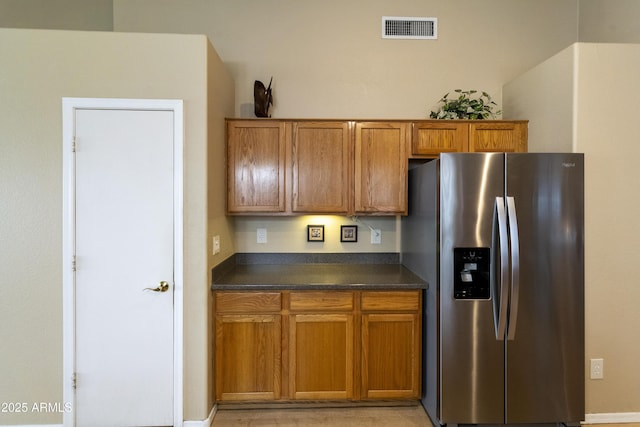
[227,121,286,213]
[229,119,408,216]
[411,120,528,158]
[226,119,527,215]
[468,121,528,153]
[292,121,352,214]
[412,121,469,157]
[354,122,409,216]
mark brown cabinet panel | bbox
[215,314,281,401]
[215,292,282,313]
[292,122,352,214]
[361,290,421,311]
[468,122,528,153]
[226,121,286,213]
[289,313,354,400]
[290,291,354,312]
[354,122,409,215]
[412,121,468,156]
[361,313,421,399]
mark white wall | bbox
[0,28,232,425]
[503,45,576,152]
[114,0,579,120]
[579,0,640,43]
[503,42,640,418]
[0,0,113,31]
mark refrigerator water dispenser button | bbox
[461,270,473,282]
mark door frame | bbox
[62,98,184,427]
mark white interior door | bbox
[70,105,178,426]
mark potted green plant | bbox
[430,89,501,120]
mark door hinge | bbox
[72,373,77,390]
[71,136,77,152]
[72,255,76,272]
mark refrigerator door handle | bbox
[492,196,510,341]
[506,196,521,340]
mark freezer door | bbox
[439,153,506,424]
[505,153,585,423]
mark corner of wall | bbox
[205,37,235,417]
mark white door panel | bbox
[74,108,174,427]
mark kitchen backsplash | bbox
[233,215,400,253]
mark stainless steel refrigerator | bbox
[402,153,584,426]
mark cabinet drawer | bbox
[215,292,282,313]
[361,290,421,311]
[289,291,354,311]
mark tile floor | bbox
[211,405,432,426]
[211,406,640,427]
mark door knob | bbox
[144,281,170,292]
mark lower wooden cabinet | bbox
[289,313,354,399]
[215,292,282,401]
[288,291,355,399]
[361,291,421,399]
[214,289,422,402]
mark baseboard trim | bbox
[584,412,640,424]
[183,404,217,427]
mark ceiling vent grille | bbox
[382,16,438,40]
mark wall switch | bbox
[371,229,381,244]
[257,228,267,244]
[213,235,220,255]
[590,358,604,379]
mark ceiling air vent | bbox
[382,16,438,40]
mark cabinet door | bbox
[361,290,421,400]
[215,313,281,401]
[292,121,352,213]
[412,121,468,157]
[468,121,528,153]
[289,313,354,400]
[227,120,287,213]
[361,313,421,399]
[354,122,408,215]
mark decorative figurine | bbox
[254,77,273,118]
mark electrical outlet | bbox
[257,228,267,244]
[590,358,604,379]
[371,229,381,244]
[213,235,220,255]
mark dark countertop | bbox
[211,253,428,291]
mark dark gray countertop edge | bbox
[211,253,428,291]
[212,283,427,291]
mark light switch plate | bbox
[213,235,220,254]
